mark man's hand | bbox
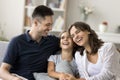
[11,74,28,80]
[11,76,23,80]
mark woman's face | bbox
[70,26,90,47]
[60,32,73,50]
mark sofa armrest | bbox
[0,41,9,65]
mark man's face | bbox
[36,16,53,37]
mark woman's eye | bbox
[76,30,81,34]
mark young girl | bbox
[48,31,78,80]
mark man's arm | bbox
[0,63,21,80]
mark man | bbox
[0,5,60,80]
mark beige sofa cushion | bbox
[0,41,9,65]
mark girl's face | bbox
[60,32,73,50]
[70,26,90,47]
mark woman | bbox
[48,31,78,80]
[67,22,120,80]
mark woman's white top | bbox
[87,55,103,76]
[75,43,120,80]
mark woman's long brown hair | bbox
[68,22,104,55]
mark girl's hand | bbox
[65,74,76,80]
[59,72,69,80]
[65,74,86,80]
[79,78,86,80]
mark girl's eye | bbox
[61,36,71,39]
[61,36,65,39]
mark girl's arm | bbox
[48,61,68,79]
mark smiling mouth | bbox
[76,37,82,43]
[62,42,69,45]
[45,31,49,34]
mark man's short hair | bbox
[32,5,54,19]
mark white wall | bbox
[0,0,120,40]
[0,0,25,40]
[66,0,120,33]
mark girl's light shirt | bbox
[48,53,78,76]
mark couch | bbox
[0,41,9,65]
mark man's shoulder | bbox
[47,35,58,38]
[10,34,26,43]
[45,35,59,41]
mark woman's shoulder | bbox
[99,42,118,56]
[100,42,115,50]
[103,42,114,46]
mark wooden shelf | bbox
[51,29,62,32]
[51,7,64,12]
[24,26,62,33]
[23,0,68,36]
[25,6,64,12]
[25,6,35,9]
[24,26,31,30]
[96,32,120,44]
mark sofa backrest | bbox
[0,41,9,65]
